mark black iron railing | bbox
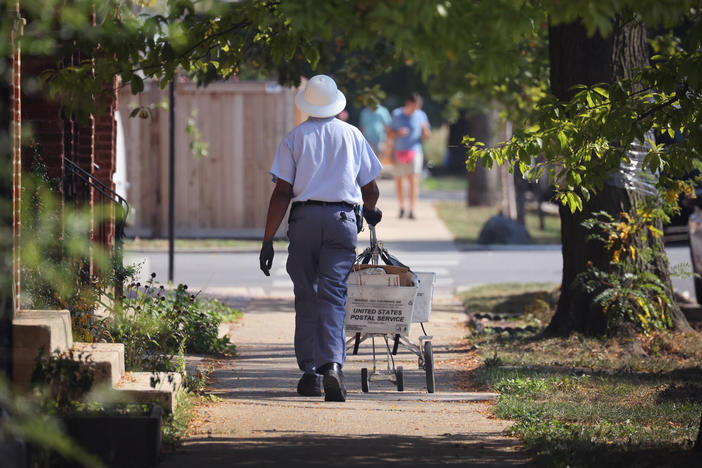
[64,157,129,302]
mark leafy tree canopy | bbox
[467,9,702,212]
[5,0,701,208]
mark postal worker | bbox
[259,75,383,402]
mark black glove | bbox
[259,240,274,276]
[363,206,383,226]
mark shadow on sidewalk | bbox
[236,297,295,314]
[160,433,526,467]
[209,359,458,400]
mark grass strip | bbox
[421,176,467,192]
[161,390,196,449]
[435,201,561,245]
[124,238,287,251]
[460,283,702,467]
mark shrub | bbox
[31,349,96,407]
[575,203,674,335]
[20,149,122,343]
[110,274,238,373]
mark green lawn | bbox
[421,175,467,192]
[435,201,561,245]
[422,124,449,167]
[459,284,702,467]
[461,282,559,326]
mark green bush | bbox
[20,150,128,344]
[110,274,238,373]
[185,296,239,354]
[575,204,674,335]
[31,349,96,408]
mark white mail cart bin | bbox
[411,272,436,323]
[344,261,435,393]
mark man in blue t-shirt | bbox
[389,93,431,219]
[359,103,392,158]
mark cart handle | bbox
[369,225,379,265]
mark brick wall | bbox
[21,56,65,181]
[18,53,119,289]
[11,1,22,317]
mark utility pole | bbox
[168,79,175,284]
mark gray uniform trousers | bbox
[286,204,358,374]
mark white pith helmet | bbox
[295,75,346,118]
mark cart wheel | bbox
[396,366,404,392]
[361,368,369,393]
[424,341,436,393]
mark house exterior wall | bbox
[16,51,119,306]
[10,1,23,318]
[20,56,65,182]
[20,61,118,248]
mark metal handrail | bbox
[64,157,129,217]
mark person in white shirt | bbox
[259,75,383,402]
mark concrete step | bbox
[13,310,184,416]
[12,309,73,388]
[72,342,126,387]
[114,371,183,414]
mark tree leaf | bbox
[130,75,144,94]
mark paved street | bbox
[127,248,558,298]
[127,244,695,300]
[127,179,697,299]
[125,173,696,301]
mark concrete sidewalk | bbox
[125,178,454,254]
[370,178,455,244]
[156,179,530,466]
[159,297,528,467]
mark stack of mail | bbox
[349,267,400,287]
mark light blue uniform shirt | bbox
[270,117,383,205]
[391,108,429,153]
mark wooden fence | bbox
[119,80,304,238]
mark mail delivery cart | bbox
[344,226,436,393]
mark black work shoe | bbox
[319,363,347,402]
[399,209,405,219]
[297,373,322,396]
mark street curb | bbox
[455,243,562,252]
[126,244,562,254]
[124,246,288,254]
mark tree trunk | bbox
[447,112,471,173]
[447,112,472,208]
[500,120,520,221]
[546,18,691,335]
[465,111,499,207]
[513,168,528,225]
